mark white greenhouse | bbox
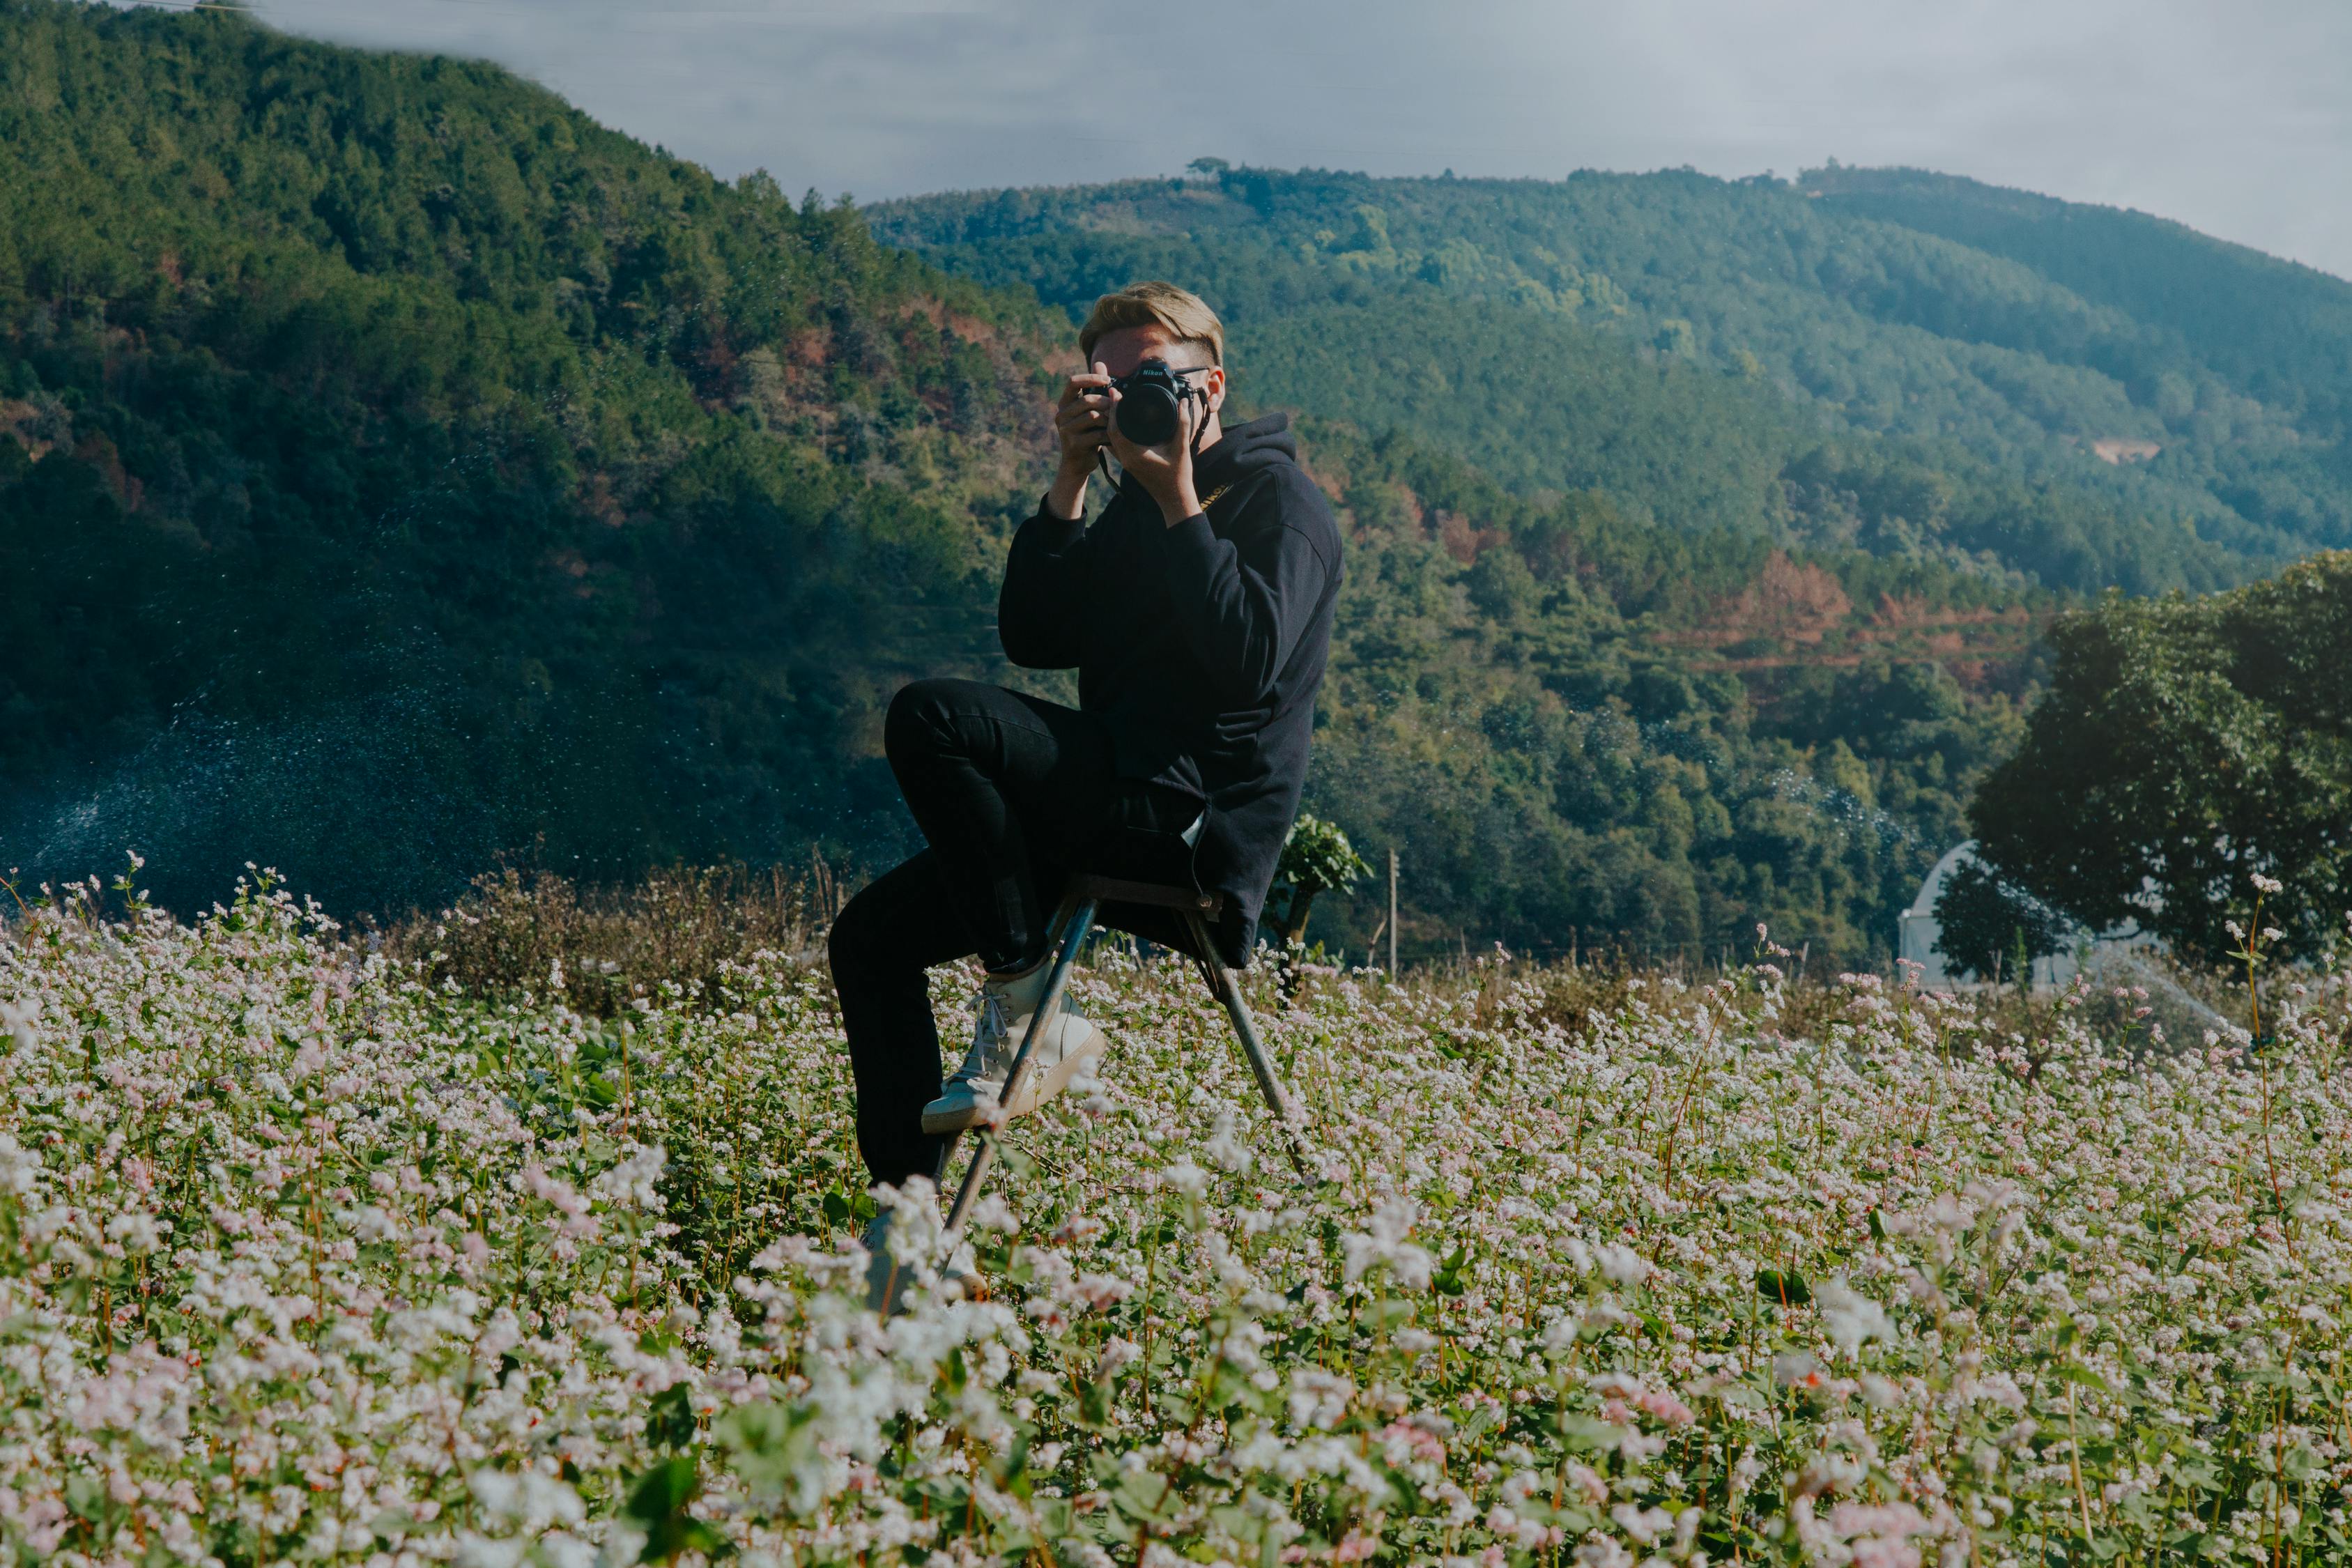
[1898,841,2159,989]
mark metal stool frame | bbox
[938,873,1309,1238]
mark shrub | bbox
[383,860,836,1015]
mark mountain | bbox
[1806,165,2352,443]
[1,0,2057,964]
[870,163,2352,594]
[1,0,1063,914]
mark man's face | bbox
[1093,324,1224,416]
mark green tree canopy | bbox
[1930,854,2078,982]
[1268,813,1374,946]
[1967,551,2352,964]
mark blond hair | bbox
[1079,281,1224,367]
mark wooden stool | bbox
[939,873,1310,1238]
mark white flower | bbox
[1610,1502,1673,1545]
[1816,1278,1893,1354]
[1565,1461,1608,1505]
[105,1211,161,1255]
[454,1533,525,1568]
[1287,1367,1353,1430]
[541,1536,598,1568]
[1594,1243,1650,1285]
[1342,1197,1434,1289]
[590,1144,668,1210]
[1572,1536,1634,1568]
[0,1135,43,1197]
[1203,1108,1254,1174]
[966,1192,1020,1233]
[0,997,36,1052]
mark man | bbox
[827,281,1342,1300]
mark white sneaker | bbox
[921,958,1106,1135]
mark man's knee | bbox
[884,677,974,769]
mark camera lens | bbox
[1112,361,1191,447]
[1115,381,1181,446]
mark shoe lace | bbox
[954,991,1017,1086]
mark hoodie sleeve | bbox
[1157,471,1339,707]
[997,498,1089,669]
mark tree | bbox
[1267,815,1373,948]
[1931,855,2076,982]
[1967,551,2352,965]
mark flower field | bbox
[3,875,2351,1568]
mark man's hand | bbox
[1109,379,1204,527]
[1045,362,1114,520]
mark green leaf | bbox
[1212,1504,1267,1546]
[1436,1270,1467,1298]
[622,1455,728,1562]
[646,1381,698,1450]
[1112,1471,1176,1523]
[1557,1414,1625,1453]
[2054,1361,2109,1393]
[624,1455,697,1525]
[1755,1268,1811,1307]
[715,1401,821,1507]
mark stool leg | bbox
[1183,912,1313,1180]
[942,896,1098,1237]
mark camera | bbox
[1111,359,1208,446]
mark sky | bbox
[167,0,2352,279]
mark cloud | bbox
[198,0,2352,277]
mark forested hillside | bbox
[1279,421,2034,962]
[871,163,2352,593]
[0,0,1063,914]
[1808,164,2352,443]
[0,0,2075,964]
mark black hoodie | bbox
[999,412,1344,965]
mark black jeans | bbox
[829,678,1197,1190]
